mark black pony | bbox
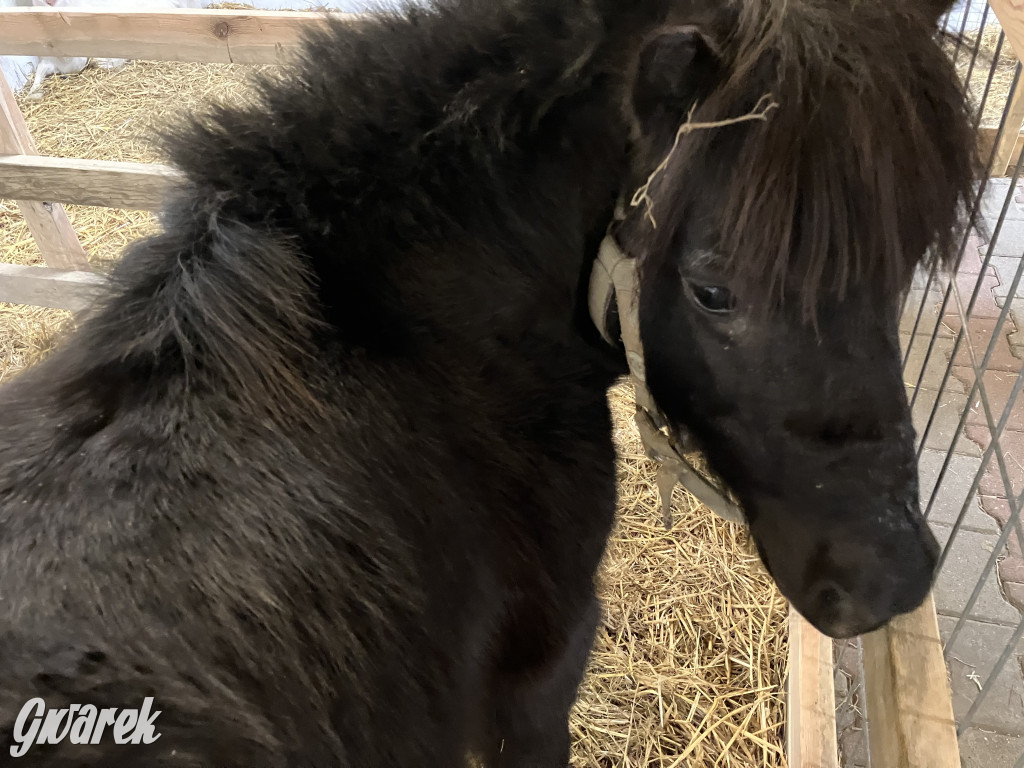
[0,0,975,764]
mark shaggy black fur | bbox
[0,0,975,764]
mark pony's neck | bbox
[157,3,655,365]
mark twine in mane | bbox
[630,94,779,228]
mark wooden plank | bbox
[0,56,89,270]
[0,155,184,210]
[992,84,1024,176]
[0,263,107,311]
[989,0,1024,67]
[0,8,346,64]
[786,608,840,768]
[988,1,1024,174]
[978,127,1024,176]
[861,593,960,768]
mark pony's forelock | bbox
[637,0,979,319]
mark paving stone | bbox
[945,271,1005,320]
[957,235,995,274]
[987,255,1024,290]
[988,218,1024,258]
[989,302,1024,353]
[910,387,980,457]
[980,496,1024,530]
[978,497,1024,587]
[958,368,1024,432]
[1001,561,1024,591]
[947,316,1024,373]
[995,289,1024,310]
[964,424,991,456]
[911,268,944,292]
[1005,583,1024,612]
[979,180,1024,223]
[902,335,965,393]
[994,254,1024,310]
[939,616,1024,735]
[909,260,954,295]
[1002,560,1024,591]
[980,179,1024,223]
[901,289,952,337]
[918,450,997,532]
[991,296,1024,349]
[958,728,1024,767]
[962,427,1024,499]
[932,524,1022,625]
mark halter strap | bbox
[588,232,745,528]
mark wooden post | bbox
[861,594,960,768]
[992,77,1024,176]
[989,0,1024,175]
[787,608,840,768]
[0,69,89,270]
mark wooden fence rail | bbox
[0,7,334,307]
[0,7,342,64]
[0,155,183,210]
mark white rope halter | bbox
[587,232,745,528]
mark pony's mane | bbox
[641,0,979,316]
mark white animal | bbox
[26,0,203,98]
[24,55,91,99]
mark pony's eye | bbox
[688,283,736,314]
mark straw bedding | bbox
[946,23,1019,130]
[0,26,789,766]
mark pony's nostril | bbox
[814,581,847,614]
[807,581,876,637]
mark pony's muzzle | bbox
[803,527,938,638]
[752,497,940,638]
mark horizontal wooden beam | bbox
[786,608,839,768]
[0,263,107,311]
[0,8,348,65]
[0,154,184,210]
[861,593,960,768]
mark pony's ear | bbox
[631,26,723,130]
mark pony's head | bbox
[612,0,976,637]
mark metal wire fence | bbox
[837,3,1024,764]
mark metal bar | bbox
[901,63,1019,386]
[956,613,1024,735]
[917,147,1024,478]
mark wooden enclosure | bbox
[0,5,984,766]
[0,7,349,308]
